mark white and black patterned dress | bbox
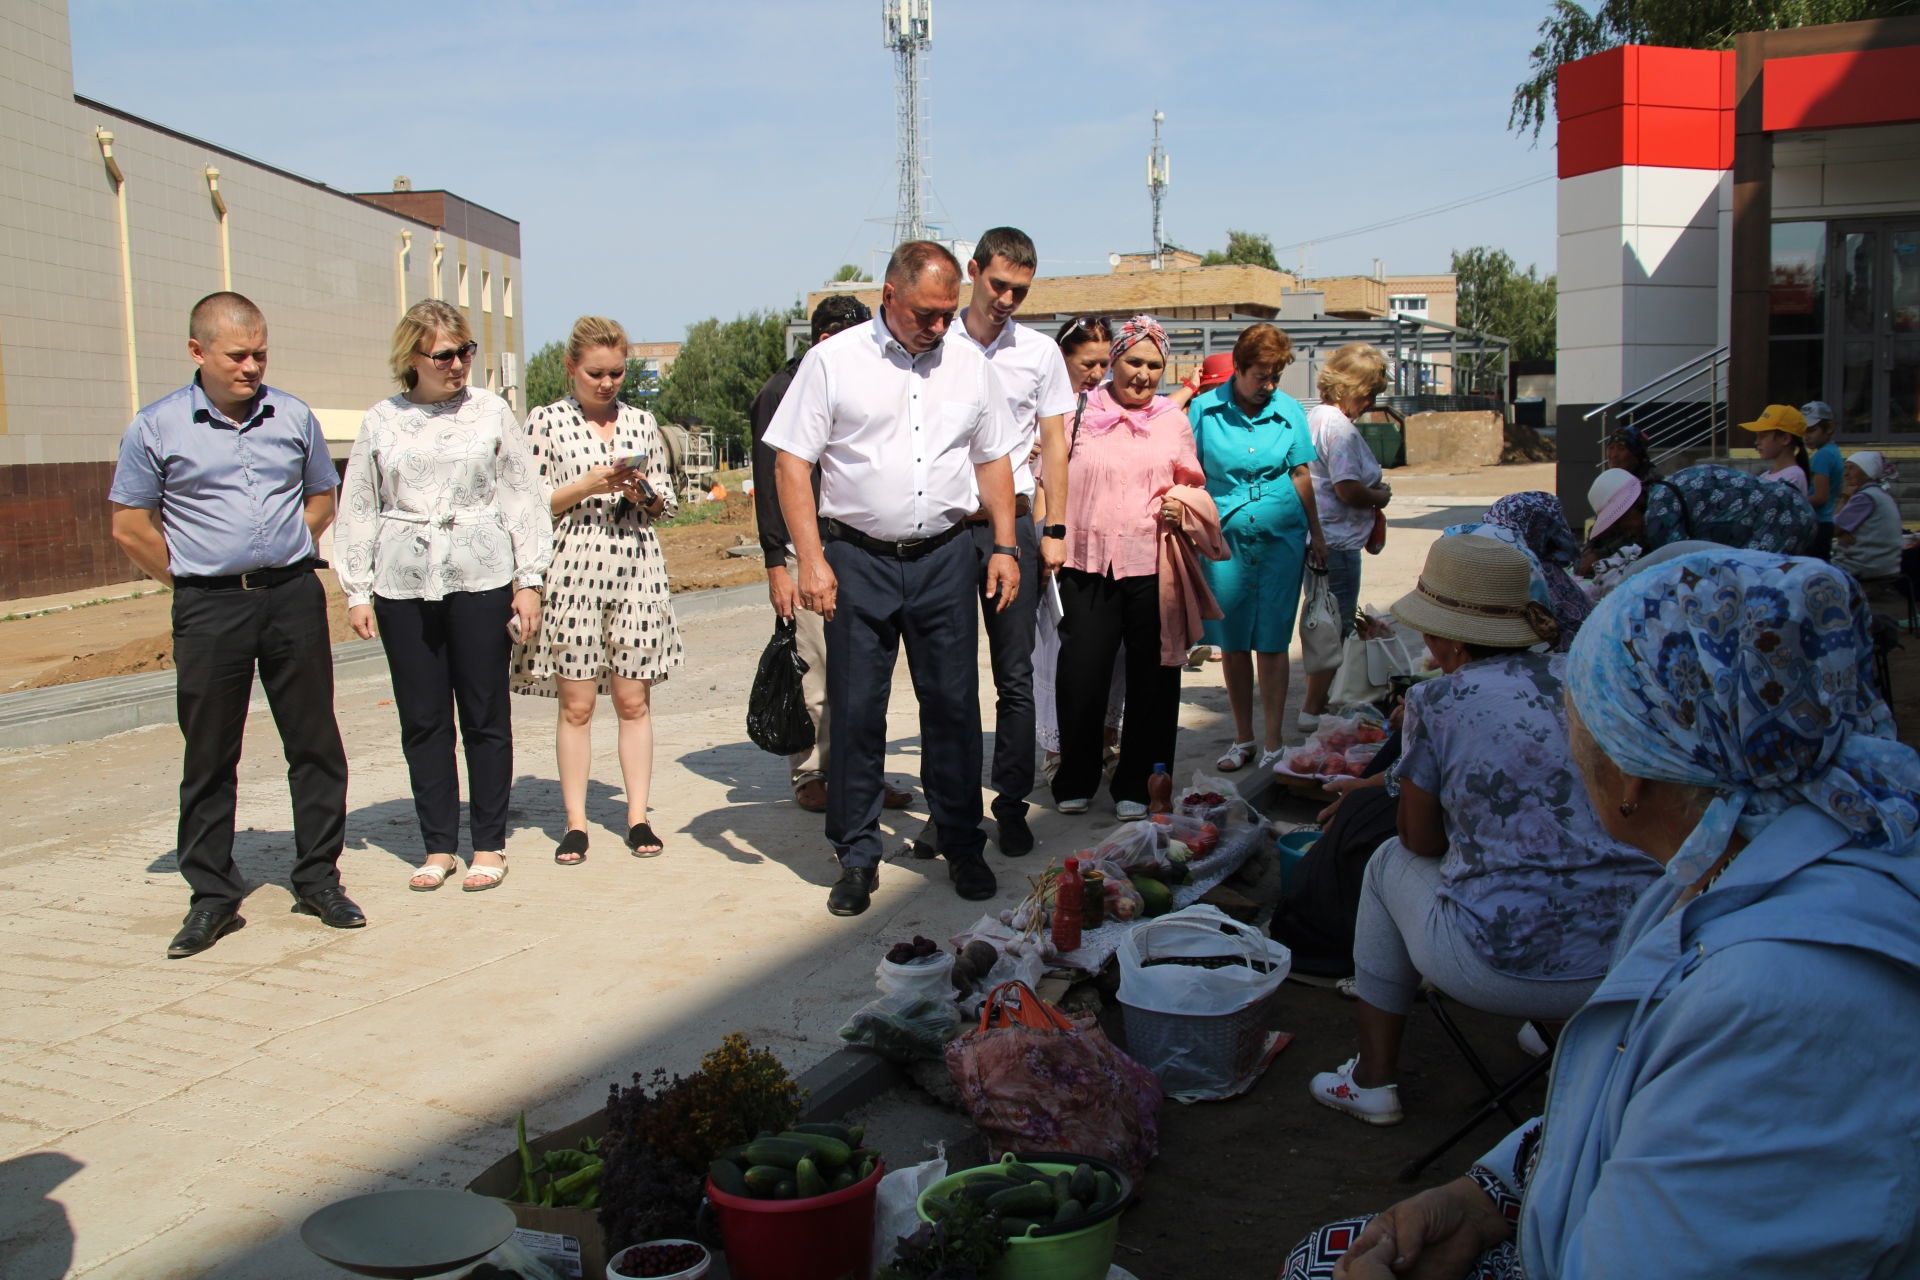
[511,398,683,695]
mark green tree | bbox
[1451,246,1557,391]
[829,263,871,283]
[1510,0,1919,137]
[653,310,795,457]
[1201,230,1281,271]
[523,340,567,411]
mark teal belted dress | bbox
[1187,384,1317,652]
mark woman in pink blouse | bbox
[1052,315,1206,818]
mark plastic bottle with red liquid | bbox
[1052,858,1084,954]
[1147,762,1174,815]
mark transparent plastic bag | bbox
[839,989,961,1063]
[875,951,956,1001]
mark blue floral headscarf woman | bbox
[1444,491,1591,648]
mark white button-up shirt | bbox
[763,315,1021,542]
[950,318,1077,500]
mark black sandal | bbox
[554,830,589,865]
[626,822,664,858]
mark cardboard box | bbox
[466,1111,609,1280]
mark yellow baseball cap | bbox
[1740,403,1806,438]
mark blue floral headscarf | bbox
[1444,492,1592,648]
[1568,549,1920,883]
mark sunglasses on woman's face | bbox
[422,340,478,368]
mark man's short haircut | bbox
[811,295,873,343]
[885,240,961,289]
[189,291,265,344]
[971,227,1037,272]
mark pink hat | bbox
[1196,353,1235,391]
[1588,468,1643,537]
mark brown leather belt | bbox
[965,495,1032,524]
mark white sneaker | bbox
[1115,800,1148,821]
[1056,797,1091,815]
[1296,711,1322,733]
[1517,1021,1550,1058]
[1309,1057,1404,1126]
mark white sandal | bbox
[1216,740,1258,772]
[462,857,509,893]
[409,855,463,892]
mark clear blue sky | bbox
[69,1,1562,347]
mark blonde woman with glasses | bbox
[336,299,553,893]
[512,316,682,864]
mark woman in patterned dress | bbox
[337,299,553,893]
[512,316,683,862]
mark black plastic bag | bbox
[746,617,816,755]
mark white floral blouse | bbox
[335,386,554,608]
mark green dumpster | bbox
[1357,418,1404,469]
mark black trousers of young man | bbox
[172,570,349,913]
[970,512,1041,815]
[1051,567,1181,806]
[824,531,986,873]
[373,585,515,853]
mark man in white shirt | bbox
[942,227,1074,857]
[765,241,1023,917]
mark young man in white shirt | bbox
[939,227,1075,857]
[764,241,1023,917]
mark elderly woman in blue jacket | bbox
[1287,549,1920,1280]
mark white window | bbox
[457,263,470,307]
[481,269,493,314]
[502,277,514,318]
[1388,294,1429,316]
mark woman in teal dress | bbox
[1188,323,1327,772]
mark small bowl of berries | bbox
[605,1238,711,1280]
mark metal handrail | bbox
[1588,344,1730,470]
[1582,344,1729,425]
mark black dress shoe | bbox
[828,865,878,917]
[948,856,997,901]
[291,887,367,929]
[907,819,940,861]
[167,909,243,959]
[993,802,1034,857]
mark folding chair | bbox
[1397,988,1557,1182]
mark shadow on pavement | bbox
[0,1150,81,1280]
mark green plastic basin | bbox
[916,1152,1131,1280]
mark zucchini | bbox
[742,1164,788,1197]
[708,1159,750,1198]
[986,1183,1056,1216]
[775,1131,852,1169]
[740,1138,814,1169]
[795,1156,828,1199]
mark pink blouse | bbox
[1062,385,1205,579]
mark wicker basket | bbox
[1120,981,1278,1095]
[1116,905,1291,1097]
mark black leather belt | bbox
[965,495,1032,524]
[174,558,324,592]
[821,518,966,560]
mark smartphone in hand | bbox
[506,613,524,643]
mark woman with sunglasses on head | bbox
[336,299,553,893]
[511,316,682,864]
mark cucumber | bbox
[958,1175,1020,1202]
[1050,1172,1073,1205]
[998,1215,1045,1238]
[1053,1197,1085,1224]
[790,1122,856,1144]
[849,1125,866,1147]
[774,1178,796,1199]
[1092,1170,1119,1207]
[830,1167,855,1192]
[708,1158,750,1198]
[795,1156,828,1199]
[922,1193,961,1221]
[740,1138,814,1170]
[986,1183,1056,1217]
[1069,1164,1097,1204]
[775,1131,852,1169]
[999,1162,1052,1185]
[742,1164,788,1197]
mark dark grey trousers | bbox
[970,513,1040,812]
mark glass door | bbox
[1828,220,1920,436]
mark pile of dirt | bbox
[655,494,766,594]
[1501,419,1557,464]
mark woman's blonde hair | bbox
[1318,342,1389,405]
[389,299,471,390]
[566,315,630,365]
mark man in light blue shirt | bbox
[109,291,360,957]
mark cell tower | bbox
[883,0,933,246]
[1147,110,1171,268]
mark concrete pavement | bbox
[0,491,1496,1279]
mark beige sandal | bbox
[463,856,508,893]
[409,855,463,892]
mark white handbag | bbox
[1299,566,1342,674]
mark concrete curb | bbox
[0,583,766,750]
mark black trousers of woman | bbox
[374,585,514,852]
[1052,568,1181,805]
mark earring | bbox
[1618,801,1639,818]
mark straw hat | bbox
[1391,534,1558,648]
[1588,468,1643,537]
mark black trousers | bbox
[1052,567,1181,805]
[173,571,348,912]
[825,532,985,871]
[970,513,1040,812]
[374,586,514,853]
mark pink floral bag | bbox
[944,981,1162,1181]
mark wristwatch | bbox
[1042,523,1067,539]
[991,545,1020,560]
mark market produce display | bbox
[921,1158,1126,1239]
[1279,714,1388,779]
[706,1122,883,1203]
[510,1111,604,1209]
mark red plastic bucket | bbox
[705,1159,886,1280]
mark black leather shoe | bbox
[291,887,367,929]
[167,909,243,959]
[948,856,997,901]
[907,819,940,861]
[993,802,1034,857]
[828,865,878,917]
